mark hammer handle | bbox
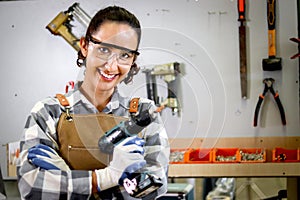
[267,0,276,57]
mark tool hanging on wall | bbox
[46,3,91,51]
[253,78,286,127]
[143,62,180,116]
[238,0,248,99]
[254,0,286,127]
[262,0,282,71]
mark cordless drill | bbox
[98,99,163,198]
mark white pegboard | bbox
[0,0,299,178]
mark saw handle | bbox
[238,0,246,21]
[267,0,276,57]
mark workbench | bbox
[168,136,300,199]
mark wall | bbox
[0,0,299,178]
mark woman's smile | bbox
[98,68,118,81]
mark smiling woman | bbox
[87,35,138,81]
[17,5,170,200]
[80,21,140,103]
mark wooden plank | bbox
[169,137,300,149]
[168,163,300,177]
[287,178,298,199]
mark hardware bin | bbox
[186,148,212,163]
[169,149,189,164]
[212,148,239,163]
[272,147,300,162]
[238,148,266,163]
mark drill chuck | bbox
[99,116,154,154]
[98,103,157,154]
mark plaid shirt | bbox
[17,82,170,200]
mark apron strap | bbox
[56,94,70,107]
[56,94,72,121]
[129,98,139,113]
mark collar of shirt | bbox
[65,81,129,115]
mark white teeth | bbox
[100,70,115,79]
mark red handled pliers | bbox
[253,78,286,127]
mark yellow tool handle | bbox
[267,0,276,57]
[268,29,276,57]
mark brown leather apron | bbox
[56,94,127,170]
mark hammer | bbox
[262,0,282,71]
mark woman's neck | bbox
[79,83,114,112]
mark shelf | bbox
[168,163,300,177]
[168,137,300,199]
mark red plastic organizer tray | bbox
[213,148,239,163]
[169,148,189,164]
[238,148,266,163]
[185,148,213,163]
[272,147,300,162]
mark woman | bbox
[17,5,169,200]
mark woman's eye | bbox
[120,52,133,59]
[98,47,110,54]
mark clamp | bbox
[253,78,286,127]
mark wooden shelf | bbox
[169,163,300,177]
[168,137,300,199]
[169,136,300,177]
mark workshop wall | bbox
[0,0,299,178]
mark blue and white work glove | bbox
[27,144,70,171]
[95,136,146,192]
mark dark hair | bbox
[77,6,141,84]
[85,6,141,45]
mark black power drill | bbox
[98,100,163,198]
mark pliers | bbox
[253,78,286,127]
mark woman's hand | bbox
[27,144,70,171]
[94,136,146,192]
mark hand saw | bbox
[238,0,247,99]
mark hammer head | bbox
[262,57,282,71]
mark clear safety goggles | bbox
[89,36,139,66]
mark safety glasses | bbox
[89,36,139,66]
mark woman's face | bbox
[81,21,139,94]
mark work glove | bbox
[95,136,146,192]
[27,144,70,171]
